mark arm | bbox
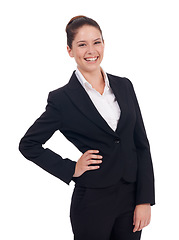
[127,79,155,206]
[127,79,155,232]
[19,92,76,184]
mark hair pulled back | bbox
[66,15,103,49]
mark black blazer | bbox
[19,71,155,205]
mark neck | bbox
[77,67,104,87]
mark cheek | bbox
[97,45,104,56]
[99,49,104,60]
[101,45,105,53]
[75,50,85,60]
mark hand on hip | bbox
[73,149,103,177]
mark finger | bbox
[88,154,103,160]
[140,217,150,230]
[87,159,102,165]
[144,219,150,228]
[144,221,149,228]
[139,219,150,231]
[87,165,100,170]
[138,221,144,231]
[133,219,140,232]
[85,150,99,155]
[84,154,102,162]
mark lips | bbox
[84,56,99,62]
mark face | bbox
[67,25,104,74]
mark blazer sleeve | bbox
[19,92,76,185]
[127,79,155,206]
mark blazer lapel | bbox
[107,74,128,133]
[64,72,120,137]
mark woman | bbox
[19,16,155,240]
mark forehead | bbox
[74,25,102,41]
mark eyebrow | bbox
[76,38,102,44]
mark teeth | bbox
[85,57,98,61]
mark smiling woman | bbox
[19,15,155,240]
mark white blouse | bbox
[75,68,121,131]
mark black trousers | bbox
[70,179,142,240]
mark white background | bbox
[1,0,179,239]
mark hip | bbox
[70,178,137,217]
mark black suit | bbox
[19,71,155,206]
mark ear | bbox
[67,45,74,58]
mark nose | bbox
[86,44,96,55]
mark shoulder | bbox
[47,71,77,101]
[47,84,68,102]
[107,73,133,88]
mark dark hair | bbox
[66,15,103,49]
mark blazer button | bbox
[114,139,120,144]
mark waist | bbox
[74,177,136,190]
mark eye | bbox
[78,43,86,47]
[94,41,101,45]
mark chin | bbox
[81,61,102,73]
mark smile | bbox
[84,56,99,62]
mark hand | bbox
[133,204,151,232]
[73,150,103,177]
